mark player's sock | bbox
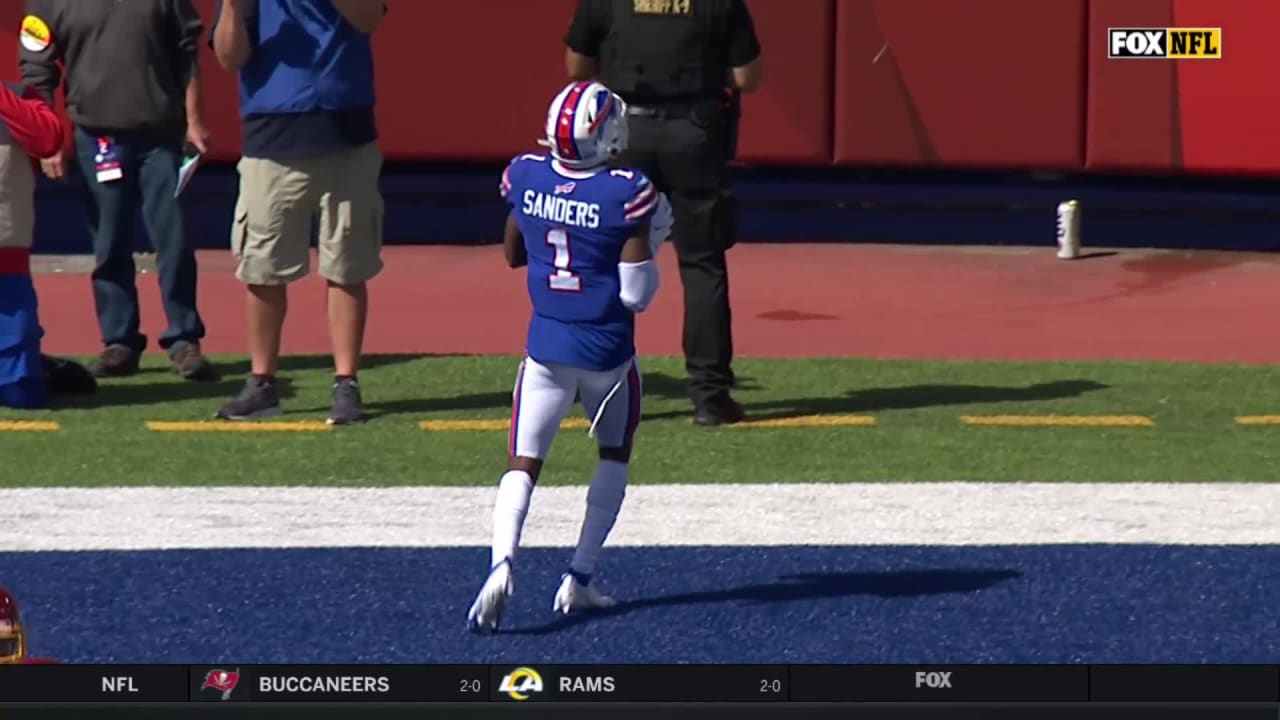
[569,460,629,581]
[491,470,534,568]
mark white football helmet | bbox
[539,81,628,169]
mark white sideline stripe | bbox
[0,484,1275,551]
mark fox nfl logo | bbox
[1107,28,1222,59]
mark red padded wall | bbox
[192,0,833,164]
[832,0,1086,170]
[198,0,832,164]
[1173,0,1280,174]
[1086,0,1180,172]
[192,0,244,162]
[734,0,832,164]
[186,0,585,163]
[0,10,17,84]
[371,0,830,163]
[1087,0,1280,175]
[373,0,576,162]
[190,0,580,162]
[11,0,1280,175]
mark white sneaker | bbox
[467,559,513,633]
[553,573,616,615]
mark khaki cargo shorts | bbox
[230,141,384,286]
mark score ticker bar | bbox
[0,664,1274,704]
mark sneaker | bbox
[327,377,365,425]
[467,558,513,634]
[87,344,140,379]
[169,341,218,382]
[553,572,616,615]
[215,377,283,420]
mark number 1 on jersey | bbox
[545,229,582,292]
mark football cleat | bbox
[553,573,616,615]
[467,559,513,634]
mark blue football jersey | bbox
[501,154,660,371]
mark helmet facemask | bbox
[597,94,630,163]
[0,619,25,664]
[0,590,25,664]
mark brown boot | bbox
[169,341,218,382]
[87,344,140,378]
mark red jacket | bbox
[0,82,63,160]
[0,82,63,274]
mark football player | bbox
[467,81,671,633]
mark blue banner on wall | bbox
[31,165,1280,255]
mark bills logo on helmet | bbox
[202,668,241,700]
[540,81,628,169]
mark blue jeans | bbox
[73,128,205,352]
[0,274,45,408]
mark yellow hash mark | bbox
[145,421,333,433]
[1235,416,1280,425]
[0,420,60,432]
[960,415,1155,427]
[735,414,877,428]
[419,418,591,431]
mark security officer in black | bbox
[564,0,763,427]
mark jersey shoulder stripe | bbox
[500,154,549,198]
[623,177,658,223]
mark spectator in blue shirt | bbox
[209,0,386,425]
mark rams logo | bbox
[497,667,543,700]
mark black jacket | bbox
[19,0,202,135]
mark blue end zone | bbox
[30,165,1280,255]
[3,545,1275,664]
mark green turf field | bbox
[1,354,1278,485]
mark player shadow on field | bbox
[210,354,486,418]
[50,376,300,409]
[357,391,514,419]
[503,568,1022,636]
[642,379,1108,422]
[51,353,440,410]
[639,372,762,400]
[632,371,764,420]
[213,353,430,377]
[323,370,760,419]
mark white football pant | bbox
[509,356,642,458]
